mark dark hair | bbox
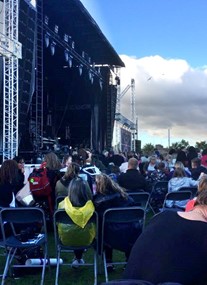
[68,177,92,207]
[0,159,19,185]
[191,157,201,167]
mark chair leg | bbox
[40,246,48,285]
[1,247,14,285]
[93,251,97,285]
[55,249,61,285]
[103,252,108,282]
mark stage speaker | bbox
[135,139,141,153]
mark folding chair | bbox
[128,192,150,210]
[178,186,197,198]
[101,207,145,282]
[53,209,98,285]
[0,207,49,285]
[55,195,66,209]
[150,181,168,213]
[162,191,192,211]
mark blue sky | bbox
[81,0,207,148]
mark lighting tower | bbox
[0,0,22,161]
[130,78,136,151]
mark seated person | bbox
[190,157,207,180]
[58,177,96,268]
[117,158,147,192]
[55,162,80,197]
[123,189,207,284]
[185,174,207,211]
[93,174,141,272]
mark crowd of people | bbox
[1,145,207,284]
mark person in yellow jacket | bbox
[58,177,96,268]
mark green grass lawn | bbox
[0,211,154,284]
[0,232,127,285]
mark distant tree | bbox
[142,143,154,156]
[195,141,207,151]
[171,139,189,150]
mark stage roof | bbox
[44,0,125,67]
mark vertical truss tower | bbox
[0,0,22,160]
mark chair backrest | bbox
[0,207,47,242]
[53,209,98,247]
[55,195,66,209]
[128,192,150,209]
[178,186,197,198]
[153,181,168,194]
[101,207,145,254]
[162,191,192,210]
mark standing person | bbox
[123,189,207,285]
[117,158,147,192]
[93,173,139,272]
[58,177,95,268]
[0,160,23,207]
[60,154,72,173]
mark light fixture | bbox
[68,55,73,68]
[64,34,68,42]
[82,51,85,58]
[88,70,92,80]
[50,41,56,56]
[79,64,83,76]
[64,49,69,62]
[54,25,59,34]
[91,74,94,84]
[99,79,103,90]
[44,33,50,48]
[44,15,49,25]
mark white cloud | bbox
[119,55,207,147]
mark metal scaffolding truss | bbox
[0,0,22,161]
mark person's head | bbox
[174,161,185,170]
[191,157,201,169]
[128,158,138,170]
[195,188,207,207]
[68,177,92,207]
[0,159,19,184]
[62,155,72,167]
[95,173,127,198]
[64,162,80,180]
[157,162,166,171]
[149,156,157,165]
[44,152,62,170]
[198,175,207,193]
[172,167,186,178]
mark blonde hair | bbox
[174,161,185,169]
[95,173,127,199]
[198,175,207,193]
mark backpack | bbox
[28,167,53,215]
[28,167,52,197]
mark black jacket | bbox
[117,169,147,191]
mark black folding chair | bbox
[101,207,145,282]
[0,207,49,285]
[178,186,197,198]
[53,209,98,285]
[162,191,192,211]
[128,192,150,210]
[55,195,66,209]
[150,181,169,213]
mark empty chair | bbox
[150,181,168,213]
[101,207,145,282]
[128,192,150,210]
[53,209,98,285]
[162,191,192,211]
[0,207,49,285]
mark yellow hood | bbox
[61,197,95,228]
